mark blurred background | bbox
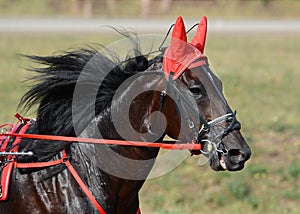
[0,0,299,19]
[0,0,299,213]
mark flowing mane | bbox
[18,36,161,163]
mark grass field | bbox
[0,31,299,213]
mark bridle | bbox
[158,61,241,156]
[158,15,243,157]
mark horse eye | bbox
[189,86,201,95]
[189,85,207,101]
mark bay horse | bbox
[0,16,251,213]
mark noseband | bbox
[159,70,241,155]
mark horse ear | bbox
[191,16,207,53]
[163,16,188,79]
[170,16,187,58]
[172,16,187,43]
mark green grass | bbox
[0,32,300,213]
[206,34,300,134]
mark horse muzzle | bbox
[205,135,251,171]
[223,145,252,171]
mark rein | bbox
[1,114,150,214]
[0,132,202,151]
[0,112,203,213]
[0,111,204,214]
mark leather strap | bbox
[61,150,107,214]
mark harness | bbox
[0,114,31,201]
[0,113,203,213]
[0,114,112,214]
[158,67,241,156]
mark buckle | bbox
[14,113,31,124]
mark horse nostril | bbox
[227,149,240,157]
[227,148,251,164]
[241,147,251,161]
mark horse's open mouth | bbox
[199,140,230,171]
[217,142,228,170]
[219,155,227,170]
[210,149,228,171]
[215,148,246,171]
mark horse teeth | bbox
[207,143,213,152]
[220,157,227,170]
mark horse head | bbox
[161,16,251,171]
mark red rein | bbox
[1,132,202,151]
[0,114,201,213]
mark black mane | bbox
[18,36,163,163]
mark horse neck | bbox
[75,125,159,213]
[74,85,164,212]
[72,142,151,213]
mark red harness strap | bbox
[19,151,142,214]
[0,121,31,201]
[2,133,201,151]
[15,150,107,214]
[61,150,107,214]
[1,114,143,213]
[17,152,142,214]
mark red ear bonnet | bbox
[169,16,187,60]
[163,16,188,79]
[163,16,207,80]
[191,16,207,54]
